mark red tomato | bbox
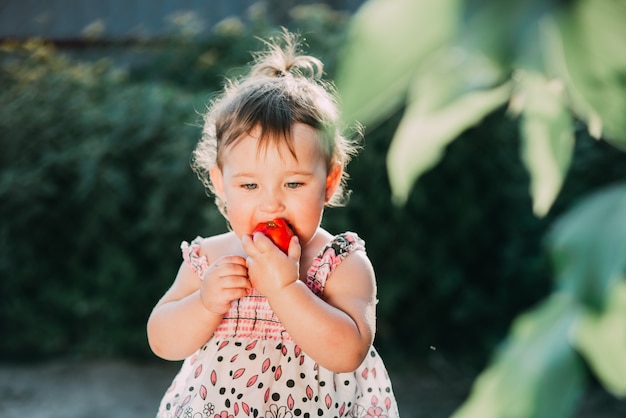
[252,218,295,253]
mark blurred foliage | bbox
[1,3,625,382]
[453,184,626,418]
[336,0,626,416]
[337,0,626,216]
[126,3,351,89]
[453,293,585,418]
[0,39,218,358]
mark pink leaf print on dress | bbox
[274,365,282,381]
[210,370,217,386]
[325,394,332,409]
[200,385,207,400]
[287,394,295,410]
[232,368,245,379]
[246,374,258,387]
[194,364,203,378]
[262,358,271,373]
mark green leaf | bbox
[547,183,626,310]
[452,294,584,418]
[387,51,510,204]
[574,277,626,397]
[460,1,553,70]
[518,70,574,217]
[558,0,626,145]
[335,0,460,127]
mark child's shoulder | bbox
[311,230,375,296]
[194,231,244,264]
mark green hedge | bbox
[0,40,217,358]
[2,8,625,364]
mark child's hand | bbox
[199,255,251,315]
[241,232,300,297]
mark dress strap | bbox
[181,236,208,278]
[305,232,365,296]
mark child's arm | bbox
[243,234,376,373]
[276,251,376,373]
[147,255,250,361]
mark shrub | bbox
[0,40,219,358]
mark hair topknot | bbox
[192,29,362,218]
[250,30,324,80]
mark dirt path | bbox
[0,359,624,417]
[0,360,181,418]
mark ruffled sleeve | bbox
[305,232,365,296]
[180,236,209,279]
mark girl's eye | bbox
[241,183,257,190]
[286,182,303,189]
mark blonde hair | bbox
[192,30,361,217]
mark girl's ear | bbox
[325,163,343,203]
[209,167,225,198]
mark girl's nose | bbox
[259,189,285,213]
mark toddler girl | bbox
[147,31,399,418]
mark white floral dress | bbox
[156,232,399,418]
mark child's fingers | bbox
[200,270,251,314]
[216,276,252,305]
[217,262,248,279]
[240,234,257,255]
[214,255,248,267]
[287,235,301,260]
[244,231,287,255]
[204,256,248,281]
[200,286,248,314]
[223,275,252,290]
[241,233,274,256]
[252,231,277,252]
[220,287,251,301]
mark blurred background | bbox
[1,1,626,417]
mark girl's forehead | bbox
[223,123,325,165]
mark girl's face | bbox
[210,123,341,248]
